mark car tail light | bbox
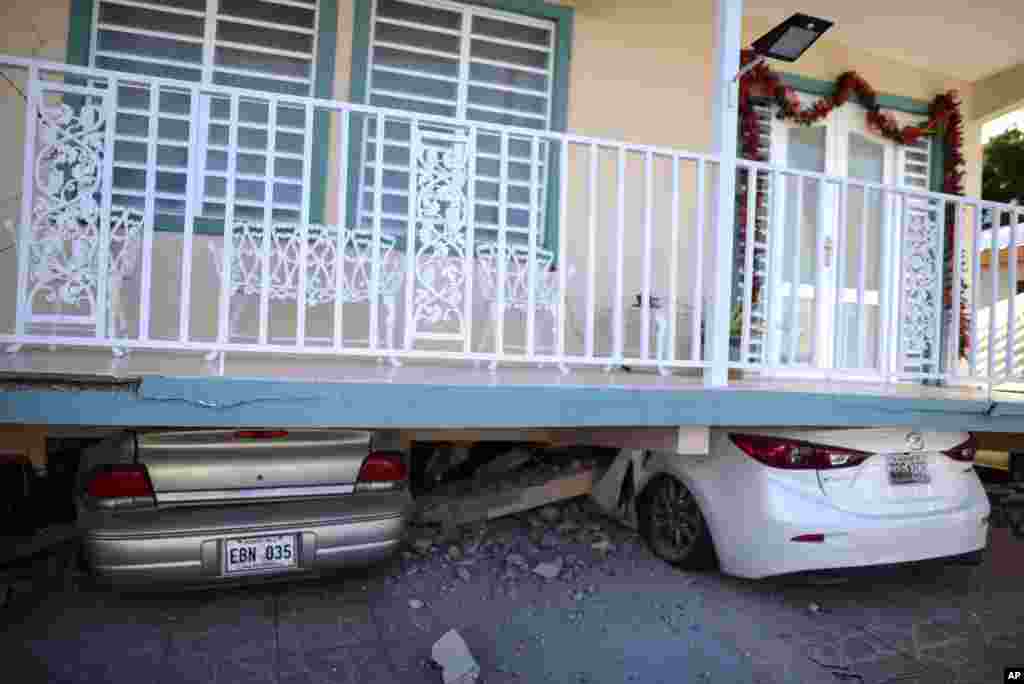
[86,464,155,508]
[730,434,871,470]
[355,452,407,492]
[943,435,976,462]
[234,430,289,440]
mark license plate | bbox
[887,453,930,485]
[223,534,297,576]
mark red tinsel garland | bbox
[736,50,970,358]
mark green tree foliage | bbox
[982,128,1024,204]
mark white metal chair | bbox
[5,205,143,357]
[474,241,575,370]
[205,222,405,361]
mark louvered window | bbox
[90,0,323,227]
[361,0,556,241]
[900,137,931,190]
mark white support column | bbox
[706,0,743,387]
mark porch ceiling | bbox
[744,0,1024,83]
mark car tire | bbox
[637,474,716,571]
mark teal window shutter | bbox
[66,0,339,234]
[348,0,573,258]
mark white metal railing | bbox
[731,157,1024,388]
[2,55,1023,392]
[0,55,716,376]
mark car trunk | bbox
[136,430,372,505]
[791,428,975,516]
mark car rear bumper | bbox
[714,477,990,579]
[80,491,411,586]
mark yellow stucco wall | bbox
[0,0,993,353]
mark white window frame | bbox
[87,0,327,227]
[359,0,557,242]
[89,0,322,94]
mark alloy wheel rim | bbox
[650,478,701,557]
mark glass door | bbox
[769,100,900,372]
[834,107,898,371]
[769,95,836,367]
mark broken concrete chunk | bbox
[432,629,480,684]
[456,566,471,583]
[476,448,533,479]
[532,557,564,580]
[540,531,560,549]
[447,545,463,562]
[506,553,529,568]
[556,520,580,534]
[538,505,562,524]
[526,512,548,528]
[409,599,424,609]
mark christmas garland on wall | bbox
[736,49,970,359]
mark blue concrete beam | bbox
[3,375,1024,432]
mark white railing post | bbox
[12,65,39,342]
[138,82,159,343]
[96,76,118,340]
[556,139,569,366]
[333,108,350,351]
[1007,204,1017,379]
[585,143,597,359]
[949,201,963,378]
[216,94,240,350]
[706,0,743,386]
[179,86,201,345]
[526,133,539,357]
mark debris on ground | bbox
[409,599,424,609]
[540,531,560,548]
[557,520,580,534]
[414,449,599,528]
[506,553,529,569]
[591,539,614,554]
[533,557,564,580]
[456,566,471,583]
[447,545,463,562]
[538,505,562,524]
[474,447,534,480]
[808,602,822,614]
[432,629,480,684]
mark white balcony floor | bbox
[0,344,1000,398]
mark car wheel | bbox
[638,475,716,570]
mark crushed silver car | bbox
[75,429,411,586]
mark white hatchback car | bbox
[592,428,989,578]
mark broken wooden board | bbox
[416,469,594,528]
